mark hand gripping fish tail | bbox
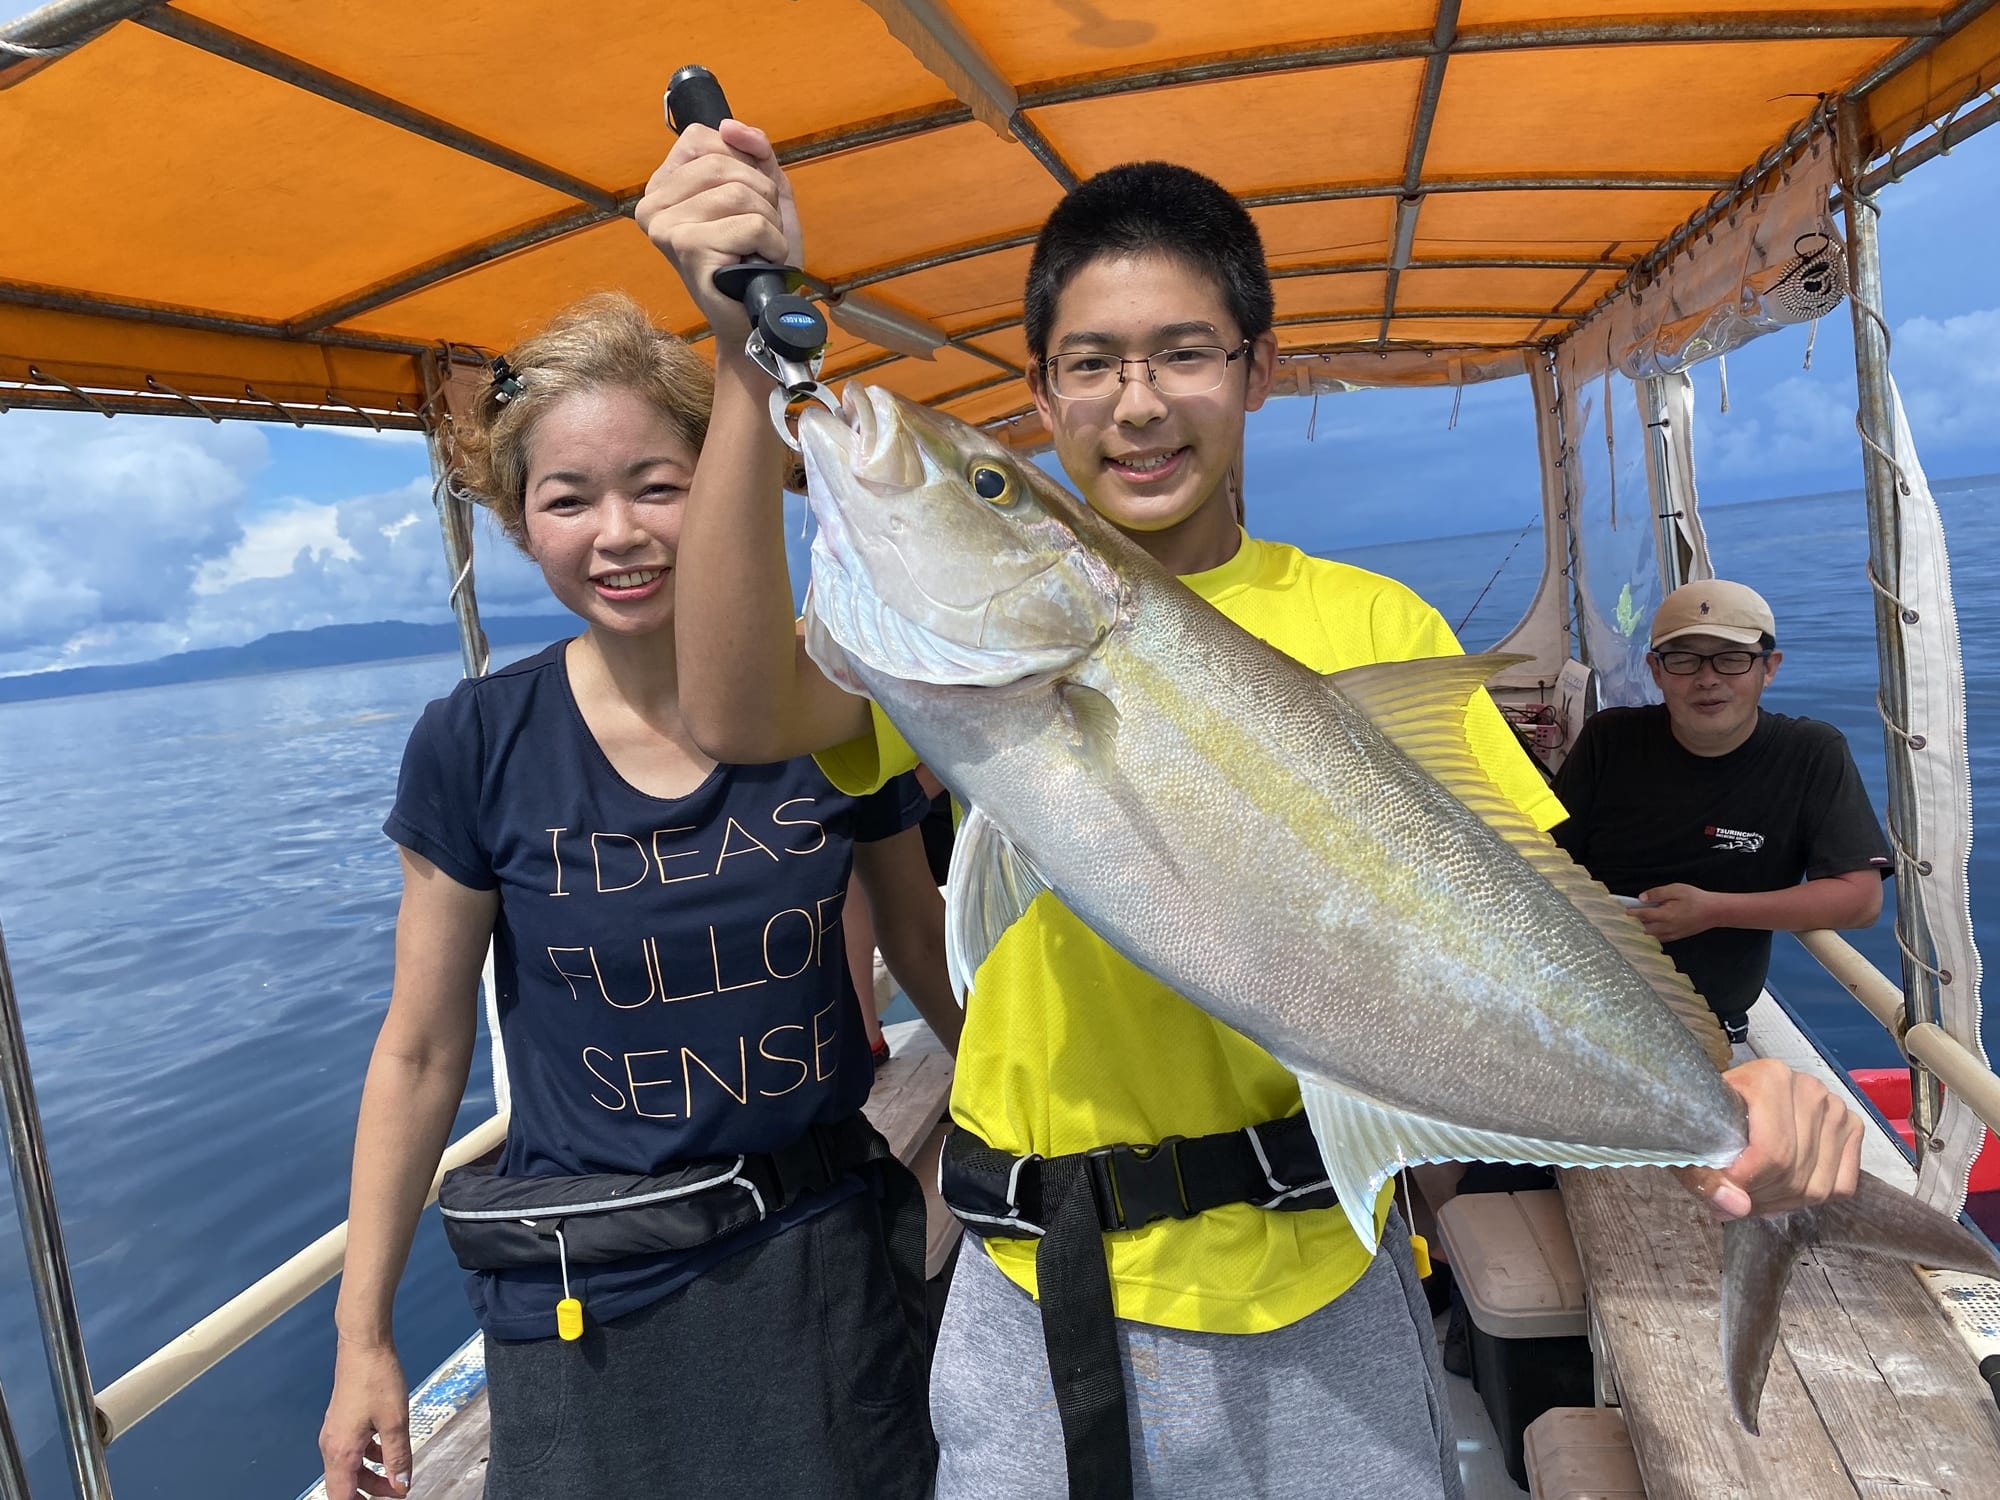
[793,382,2000,1437]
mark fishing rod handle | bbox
[666,64,732,135]
[664,64,828,363]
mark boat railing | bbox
[1793,928,2000,1145]
[88,1112,507,1445]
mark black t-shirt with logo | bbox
[1551,705,1891,1026]
[386,642,925,1339]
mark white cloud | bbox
[318,426,430,447]
[193,502,360,593]
[0,411,267,667]
[1893,308,2000,445]
[1698,369,1855,485]
[0,411,554,677]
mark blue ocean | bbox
[1,479,1996,1497]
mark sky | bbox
[3,6,1999,675]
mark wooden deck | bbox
[1558,1004,2000,1500]
[402,1020,957,1500]
[1561,1164,2000,1498]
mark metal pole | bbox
[1640,376,1689,594]
[0,1381,33,1500]
[1838,103,1945,1146]
[416,354,509,1121]
[0,920,115,1499]
[419,354,490,682]
[1537,352,1589,666]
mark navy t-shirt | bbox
[385,641,925,1339]
[1552,705,1891,1025]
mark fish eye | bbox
[971,464,1012,504]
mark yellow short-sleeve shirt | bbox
[817,532,1566,1333]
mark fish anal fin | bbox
[943,806,1048,1004]
[1330,653,1732,1071]
[1294,1073,1724,1256]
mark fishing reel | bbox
[666,64,839,448]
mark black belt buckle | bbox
[1084,1137,1192,1232]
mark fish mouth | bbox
[834,383,924,491]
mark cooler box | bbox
[1436,1189,1595,1487]
[1523,1407,1645,1498]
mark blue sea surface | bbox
[1,482,1996,1497]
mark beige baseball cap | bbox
[1650,580,1776,649]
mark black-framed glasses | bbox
[1041,341,1251,401]
[1651,647,1771,676]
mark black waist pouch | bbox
[439,1113,894,1272]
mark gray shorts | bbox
[931,1208,1460,1500]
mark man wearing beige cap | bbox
[1551,580,1891,1042]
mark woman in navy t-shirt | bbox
[319,294,957,1499]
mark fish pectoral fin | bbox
[1295,1073,1717,1256]
[1056,679,1119,775]
[943,806,1049,1004]
[1328,651,1732,1071]
[1718,1171,2000,1433]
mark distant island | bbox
[0,615,584,706]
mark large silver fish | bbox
[796,385,1998,1430]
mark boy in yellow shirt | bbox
[640,129,1864,1499]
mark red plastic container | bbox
[1850,1067,2000,1195]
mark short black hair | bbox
[1023,161,1274,364]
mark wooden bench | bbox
[401,1019,957,1500]
[1559,1164,2000,1498]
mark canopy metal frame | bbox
[1838,102,1950,1148]
[5,0,1996,415]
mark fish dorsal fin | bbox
[1294,1071,1732,1253]
[943,805,1049,1004]
[1327,652,1733,1071]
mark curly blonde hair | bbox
[452,293,713,550]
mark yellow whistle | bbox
[1409,1232,1433,1280]
[556,1296,584,1342]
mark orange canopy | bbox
[2,0,1995,434]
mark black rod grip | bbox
[663,65,827,363]
[666,64,732,135]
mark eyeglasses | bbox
[1651,648,1771,676]
[1041,342,1251,401]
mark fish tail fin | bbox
[1719,1171,2000,1433]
